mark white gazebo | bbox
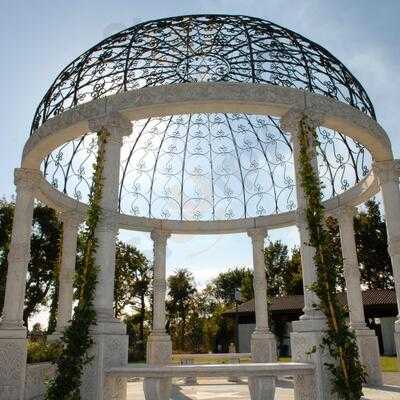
[1,14,399,400]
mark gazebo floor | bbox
[127,376,400,400]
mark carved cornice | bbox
[88,112,132,143]
[373,160,400,185]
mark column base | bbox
[145,333,172,400]
[249,331,277,399]
[143,377,172,400]
[248,376,275,400]
[81,320,128,400]
[0,325,27,400]
[395,319,400,370]
[146,332,172,365]
[251,331,277,362]
[354,327,382,386]
[291,317,338,400]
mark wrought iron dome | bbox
[32,14,375,131]
[38,15,374,221]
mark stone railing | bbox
[173,353,251,384]
[107,362,316,400]
[24,362,56,400]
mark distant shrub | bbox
[27,341,62,364]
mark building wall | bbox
[380,317,396,355]
[238,323,255,353]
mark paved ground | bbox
[127,375,400,400]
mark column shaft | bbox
[248,229,269,332]
[336,207,382,384]
[89,115,131,323]
[54,213,80,335]
[283,113,323,321]
[1,169,38,327]
[375,163,400,316]
[151,230,170,334]
[337,209,365,328]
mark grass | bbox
[380,356,398,372]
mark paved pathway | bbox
[127,377,400,400]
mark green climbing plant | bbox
[297,115,366,400]
[46,128,109,399]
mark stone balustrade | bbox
[106,362,316,400]
[173,353,251,384]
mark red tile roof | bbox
[224,289,396,314]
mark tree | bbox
[209,267,254,304]
[264,241,303,296]
[114,241,150,318]
[114,240,151,356]
[166,268,197,350]
[355,199,393,289]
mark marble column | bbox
[147,229,172,365]
[247,228,277,363]
[336,206,382,385]
[82,113,131,400]
[144,230,172,400]
[282,110,336,400]
[374,160,400,366]
[0,168,40,400]
[48,211,81,341]
[281,112,324,324]
[247,228,277,400]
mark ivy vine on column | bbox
[46,128,109,399]
[298,115,366,400]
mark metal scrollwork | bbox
[42,113,372,221]
[31,14,375,134]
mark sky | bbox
[1,1,400,326]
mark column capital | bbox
[331,206,357,224]
[373,160,400,185]
[59,210,83,227]
[88,112,132,143]
[151,229,171,245]
[280,108,325,133]
[14,168,42,192]
[247,228,267,243]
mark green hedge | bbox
[27,341,62,364]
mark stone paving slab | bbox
[127,377,400,400]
